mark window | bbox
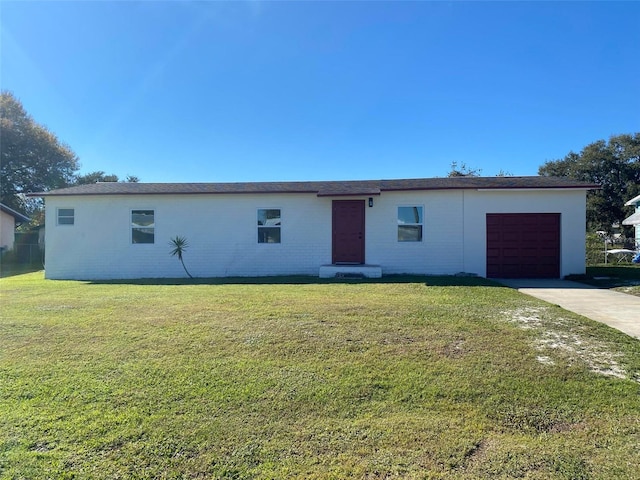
[258,209,281,243]
[57,208,75,225]
[398,206,423,242]
[131,210,155,244]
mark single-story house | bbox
[30,176,597,280]
[0,203,30,254]
[622,194,640,248]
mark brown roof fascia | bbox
[316,188,382,197]
[465,185,601,191]
[28,190,319,197]
[377,185,601,192]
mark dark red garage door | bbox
[486,213,560,278]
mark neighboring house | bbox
[622,194,640,248]
[30,176,597,280]
[37,224,46,251]
[0,203,30,254]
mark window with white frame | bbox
[131,210,155,244]
[258,209,281,243]
[57,208,75,225]
[397,206,423,242]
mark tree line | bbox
[538,133,639,233]
[0,91,138,219]
[2,90,638,233]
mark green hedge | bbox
[586,233,606,266]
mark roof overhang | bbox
[317,187,381,197]
[26,176,600,198]
[625,194,640,206]
[622,211,640,226]
[0,203,30,223]
[476,187,596,192]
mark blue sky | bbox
[2,1,639,183]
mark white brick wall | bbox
[45,194,332,279]
[462,189,587,278]
[365,191,464,275]
[43,189,588,280]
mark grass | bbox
[2,272,640,479]
[568,265,640,297]
[0,261,42,279]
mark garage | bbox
[486,213,560,278]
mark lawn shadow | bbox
[0,264,44,278]
[88,274,502,288]
[566,265,640,289]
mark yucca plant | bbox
[169,235,193,278]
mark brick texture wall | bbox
[44,189,587,280]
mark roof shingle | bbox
[28,176,599,197]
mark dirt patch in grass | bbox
[505,306,630,381]
[613,284,640,297]
[440,337,469,359]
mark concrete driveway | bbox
[497,279,640,340]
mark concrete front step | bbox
[319,264,382,279]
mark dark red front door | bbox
[486,213,560,278]
[332,200,365,264]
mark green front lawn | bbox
[1,272,640,479]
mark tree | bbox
[447,161,481,177]
[169,236,193,278]
[1,91,140,225]
[538,133,640,233]
[73,171,140,185]
[1,91,79,214]
[74,171,120,185]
